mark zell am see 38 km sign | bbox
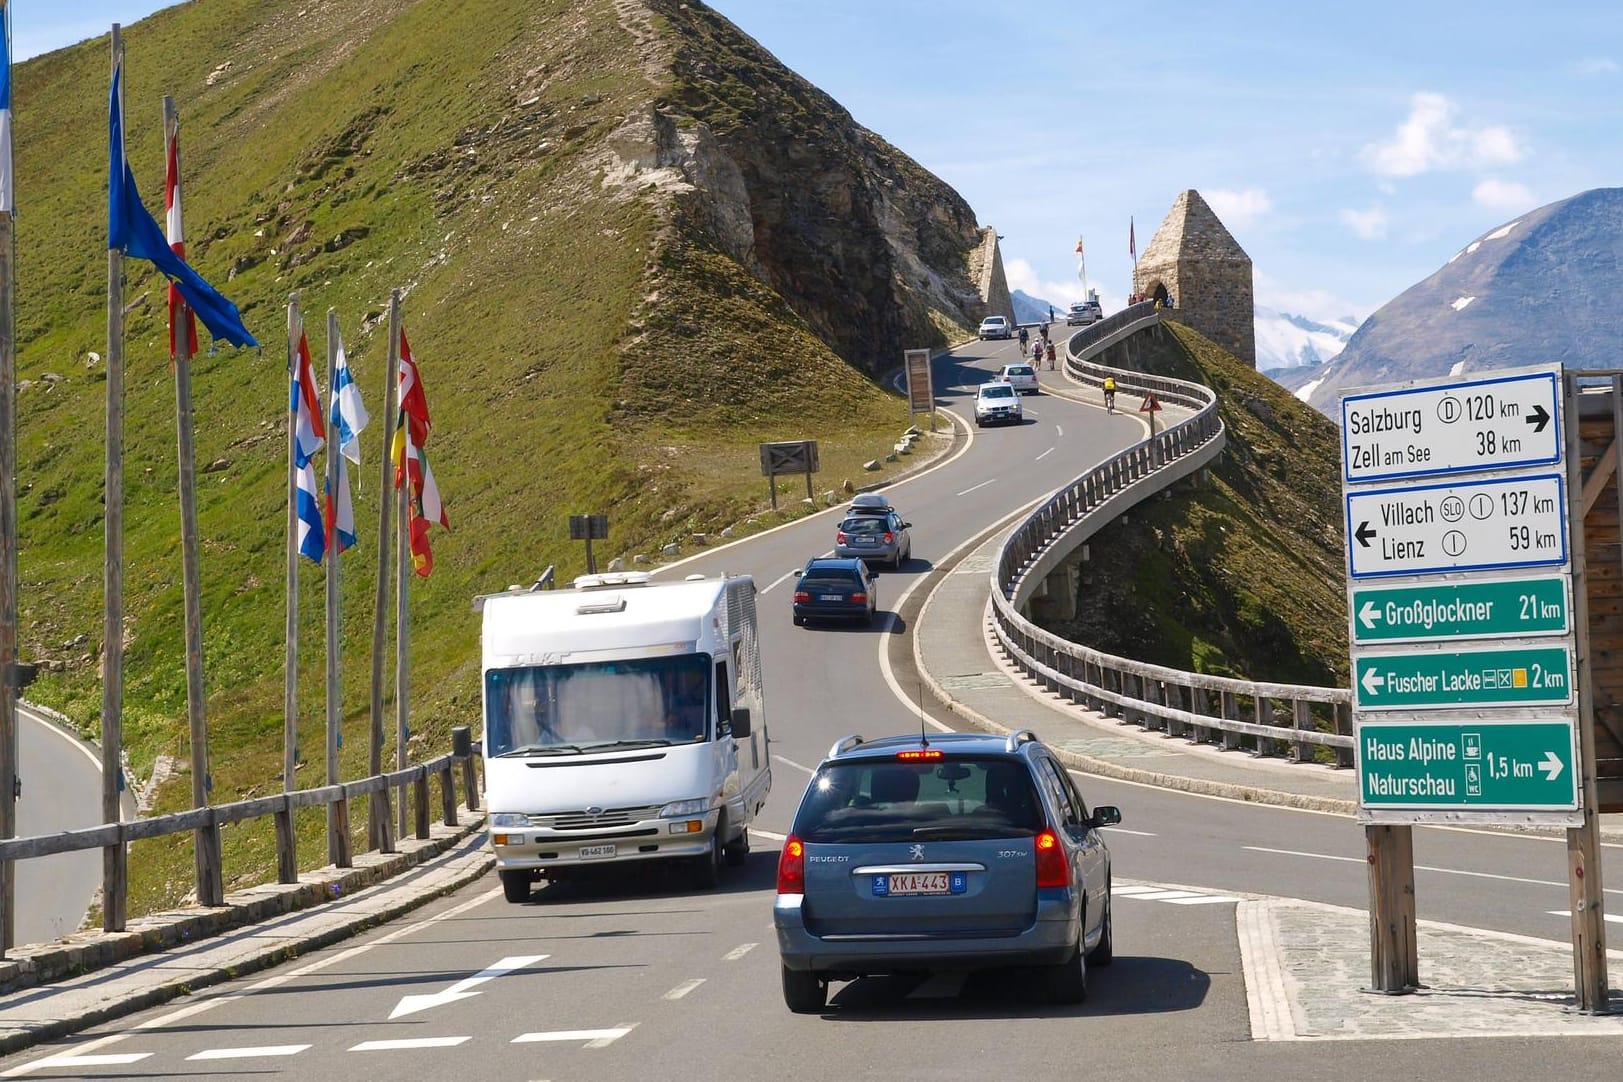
[1342,366,1560,484]
[1345,472,1567,579]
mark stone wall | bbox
[1134,190,1254,365]
[967,227,1014,322]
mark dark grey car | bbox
[833,511,912,569]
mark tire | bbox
[500,870,531,904]
[782,965,827,1013]
[691,824,723,889]
[1046,940,1088,1004]
[1087,881,1114,966]
[724,824,750,866]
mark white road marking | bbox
[1056,425,1064,437]
[350,1037,471,1051]
[1548,910,1623,924]
[749,827,787,841]
[1035,447,1054,461]
[513,1026,636,1047]
[19,705,104,771]
[663,978,705,1000]
[955,479,995,497]
[771,753,816,775]
[188,1045,311,1060]
[389,953,548,1019]
[723,942,758,961]
[1244,846,1623,893]
[1,1053,152,1076]
[1101,826,1157,837]
[1113,883,1241,904]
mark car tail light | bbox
[896,749,943,761]
[836,531,847,544]
[777,835,805,894]
[850,592,867,604]
[1035,828,1069,889]
[793,590,810,603]
[883,532,894,544]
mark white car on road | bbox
[998,363,1040,395]
[974,382,1024,427]
[978,316,1012,340]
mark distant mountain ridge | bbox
[1012,288,1064,324]
[1254,305,1358,372]
[1300,187,1623,413]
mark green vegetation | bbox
[1047,322,1348,689]
[11,0,973,912]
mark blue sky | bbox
[23,2,1623,323]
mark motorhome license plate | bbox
[873,872,965,897]
[579,844,616,860]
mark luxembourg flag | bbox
[290,332,325,563]
[0,4,11,215]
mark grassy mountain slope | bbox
[1047,322,1348,688]
[11,0,985,910]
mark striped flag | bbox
[164,111,198,361]
[390,327,448,575]
[0,4,12,215]
[1075,235,1084,256]
[324,328,365,553]
[290,332,325,563]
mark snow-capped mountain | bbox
[1254,305,1359,372]
[1011,289,1066,325]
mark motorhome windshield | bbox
[485,653,711,757]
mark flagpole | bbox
[368,291,401,852]
[324,308,345,866]
[100,22,129,938]
[283,296,300,785]
[0,0,18,954]
[164,96,220,908]
[395,419,410,840]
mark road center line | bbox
[1102,826,1157,837]
[1243,846,1623,893]
[955,479,995,497]
[1035,447,1054,461]
[350,1037,471,1052]
[2,1053,153,1076]
[749,827,787,841]
[663,978,706,1000]
[188,1045,312,1061]
[771,753,816,774]
[723,943,757,961]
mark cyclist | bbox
[1017,325,1029,351]
[1102,375,1117,412]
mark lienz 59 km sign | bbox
[1342,367,1561,484]
[1345,472,1567,579]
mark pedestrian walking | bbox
[1045,341,1056,369]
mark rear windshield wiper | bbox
[910,825,1028,840]
[497,743,585,757]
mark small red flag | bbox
[1128,216,1136,260]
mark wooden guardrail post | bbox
[440,764,458,827]
[1291,698,1313,763]
[274,793,297,884]
[1220,690,1241,751]
[452,726,479,812]
[414,770,431,839]
[376,781,396,855]
[332,785,353,868]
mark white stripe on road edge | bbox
[350,1037,470,1052]
[1245,846,1623,894]
[1101,826,1157,837]
[188,1045,311,1061]
[724,943,758,961]
[512,1026,636,1048]
[2,1053,152,1075]
[955,479,995,497]
[1548,911,1623,924]
[771,753,816,775]
[749,827,787,841]
[664,978,706,1000]
[1035,447,1054,461]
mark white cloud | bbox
[1253,270,1369,327]
[1573,57,1620,77]
[1203,188,1271,228]
[1340,206,1388,241]
[1472,178,1535,211]
[1363,92,1525,178]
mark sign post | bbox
[759,440,819,511]
[568,513,609,575]
[903,348,934,430]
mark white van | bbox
[479,571,771,902]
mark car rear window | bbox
[794,757,1045,843]
[1007,366,1033,376]
[800,572,859,590]
[841,517,887,535]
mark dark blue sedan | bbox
[792,557,877,627]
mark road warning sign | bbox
[1140,391,1161,413]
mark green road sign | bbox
[1350,575,1570,645]
[1354,644,1572,710]
[1358,720,1578,809]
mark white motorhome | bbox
[480,571,770,902]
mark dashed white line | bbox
[1548,910,1623,924]
[1035,447,1054,461]
[1056,425,1064,438]
[955,479,995,497]
[724,943,758,961]
[350,1037,471,1052]
[2,1053,152,1075]
[771,753,816,775]
[663,978,706,1000]
[1244,846,1623,893]
[1101,826,1157,837]
[188,1045,311,1061]
[749,827,787,841]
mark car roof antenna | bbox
[918,679,929,748]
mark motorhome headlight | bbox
[659,798,709,819]
[490,813,529,828]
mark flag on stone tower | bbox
[1129,217,1136,260]
[290,331,325,563]
[164,111,199,361]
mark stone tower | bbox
[1134,190,1255,365]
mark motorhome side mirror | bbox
[730,708,752,739]
[1092,805,1122,828]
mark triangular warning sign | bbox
[1140,391,1162,413]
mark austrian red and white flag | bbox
[164,117,199,361]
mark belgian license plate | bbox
[579,844,616,860]
[819,594,844,601]
[874,872,966,897]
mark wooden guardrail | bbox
[0,726,482,953]
[987,307,1355,762]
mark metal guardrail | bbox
[0,727,483,952]
[987,305,1354,762]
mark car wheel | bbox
[690,825,723,890]
[1087,881,1115,966]
[1046,936,1088,1004]
[723,824,750,867]
[500,870,532,904]
[782,964,827,1013]
[793,613,805,627]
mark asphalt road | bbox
[13,706,104,945]
[8,336,1623,1078]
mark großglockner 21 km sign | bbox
[1342,366,1561,484]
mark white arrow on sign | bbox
[1359,600,1382,631]
[1361,668,1385,697]
[1538,751,1564,782]
[389,954,548,1019]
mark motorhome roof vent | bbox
[575,594,628,615]
[684,573,706,581]
[573,571,652,590]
